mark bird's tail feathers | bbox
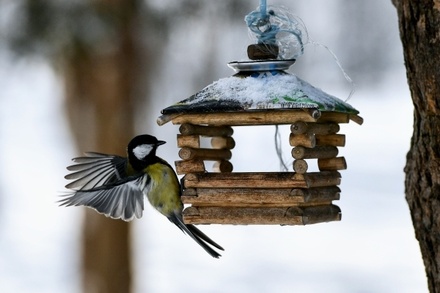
[186,224,224,251]
[170,213,223,258]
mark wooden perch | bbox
[182,205,341,225]
[170,110,318,126]
[291,145,339,159]
[292,159,308,174]
[178,147,232,161]
[318,157,347,171]
[211,137,236,149]
[175,160,205,175]
[183,172,309,189]
[181,186,340,207]
[182,171,340,189]
[315,134,346,147]
[290,121,340,135]
[289,133,316,148]
[177,134,200,148]
[179,123,233,137]
[212,160,234,173]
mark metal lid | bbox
[228,59,296,72]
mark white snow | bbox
[179,73,357,112]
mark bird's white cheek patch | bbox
[133,144,153,160]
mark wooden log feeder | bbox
[157,44,363,226]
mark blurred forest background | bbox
[0,0,427,293]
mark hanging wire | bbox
[274,125,289,172]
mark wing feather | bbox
[64,152,127,190]
[61,152,145,221]
[60,176,145,221]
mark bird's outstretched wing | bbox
[60,152,146,221]
[64,152,128,190]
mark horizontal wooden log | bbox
[247,43,279,60]
[291,145,339,159]
[178,147,232,161]
[157,113,181,126]
[291,186,341,202]
[179,123,233,137]
[318,112,350,123]
[349,114,364,125]
[175,160,205,175]
[318,157,347,171]
[289,133,316,148]
[170,110,318,126]
[303,171,341,187]
[315,134,346,147]
[177,134,200,148]
[181,187,340,207]
[183,172,341,189]
[212,160,234,173]
[211,137,236,149]
[183,172,309,189]
[292,159,308,174]
[290,121,340,135]
[182,205,341,225]
[302,108,321,120]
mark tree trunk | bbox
[64,1,140,292]
[393,1,440,292]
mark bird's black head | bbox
[127,135,166,170]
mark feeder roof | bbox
[160,72,359,118]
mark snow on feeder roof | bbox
[160,70,359,116]
[158,60,362,125]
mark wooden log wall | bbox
[167,111,363,225]
[175,123,235,175]
[290,119,348,173]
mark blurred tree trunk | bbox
[64,1,140,292]
[392,1,440,292]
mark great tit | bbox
[60,134,224,258]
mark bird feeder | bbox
[157,5,363,226]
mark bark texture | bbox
[393,1,440,292]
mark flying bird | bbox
[60,134,224,258]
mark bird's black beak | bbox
[157,140,166,146]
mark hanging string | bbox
[245,4,355,101]
[245,5,307,59]
[274,125,289,172]
[306,39,356,101]
[260,0,267,17]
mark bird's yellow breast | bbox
[144,162,181,215]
